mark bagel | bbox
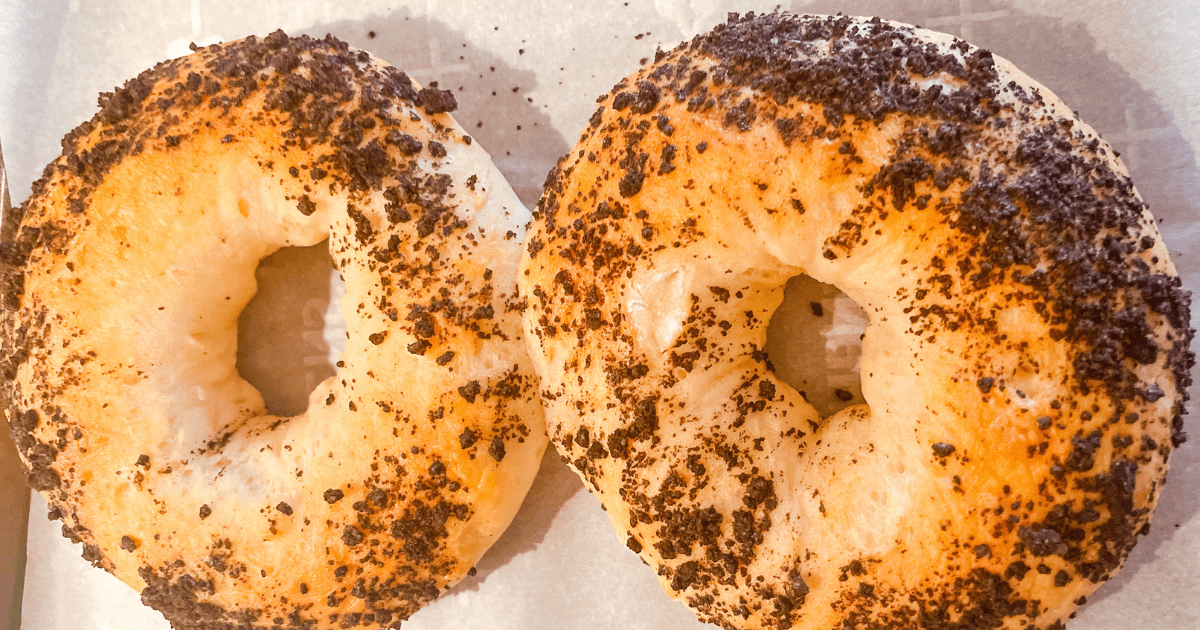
[521,12,1193,630]
[0,32,546,629]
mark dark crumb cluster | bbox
[525,10,1192,630]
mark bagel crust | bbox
[1,33,546,629]
[521,12,1193,630]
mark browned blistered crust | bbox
[521,12,1192,630]
[2,32,545,629]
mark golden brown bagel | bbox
[0,32,546,629]
[520,12,1193,630]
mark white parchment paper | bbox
[1,1,1197,629]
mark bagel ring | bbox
[1,32,546,629]
[521,12,1193,630]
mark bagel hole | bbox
[236,242,345,417]
[765,274,869,419]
